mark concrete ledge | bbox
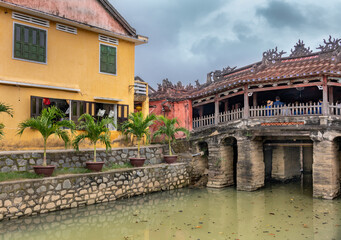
[0,163,190,221]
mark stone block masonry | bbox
[237,138,264,191]
[0,163,189,221]
[0,145,166,173]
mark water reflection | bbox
[0,178,340,240]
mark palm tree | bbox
[0,102,13,138]
[153,116,189,156]
[73,113,114,162]
[18,106,75,166]
[121,112,156,158]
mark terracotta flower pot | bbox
[33,165,55,177]
[86,162,104,172]
[164,155,178,164]
[129,157,146,167]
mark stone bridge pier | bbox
[206,137,236,188]
[198,135,264,191]
[236,137,265,191]
[312,137,340,199]
[191,129,341,199]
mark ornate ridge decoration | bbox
[262,47,286,64]
[317,35,341,52]
[156,78,194,92]
[290,39,312,57]
[206,66,237,83]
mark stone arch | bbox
[198,141,209,157]
[190,141,209,186]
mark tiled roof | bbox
[152,38,341,101]
[189,53,341,99]
[150,88,191,101]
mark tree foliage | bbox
[18,106,75,166]
[153,116,189,156]
[121,112,156,158]
[0,102,13,138]
[72,113,114,162]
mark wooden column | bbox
[198,106,204,118]
[253,92,257,107]
[224,100,228,112]
[329,86,334,104]
[215,95,219,125]
[322,75,328,115]
[243,85,249,118]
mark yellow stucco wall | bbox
[0,7,138,150]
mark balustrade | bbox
[193,102,341,129]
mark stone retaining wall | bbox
[0,163,189,221]
[0,145,166,172]
[0,189,191,239]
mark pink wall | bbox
[5,0,128,35]
[150,99,192,139]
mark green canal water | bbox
[1,177,341,240]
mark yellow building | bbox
[0,0,148,150]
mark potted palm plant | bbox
[153,116,189,164]
[121,112,156,167]
[18,106,75,177]
[73,113,114,172]
[0,102,13,139]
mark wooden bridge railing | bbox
[192,114,215,128]
[193,102,341,129]
[219,108,244,123]
[193,108,243,128]
[329,103,341,116]
[249,103,322,117]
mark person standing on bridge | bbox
[273,96,284,115]
[266,100,273,116]
[273,96,284,107]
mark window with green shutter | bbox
[14,23,47,63]
[100,44,116,75]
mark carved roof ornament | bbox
[317,35,341,52]
[262,47,286,65]
[157,83,162,91]
[290,39,312,57]
[213,70,222,81]
[185,83,194,90]
[154,78,195,95]
[195,80,201,88]
[206,72,213,84]
[207,66,237,83]
[222,66,237,75]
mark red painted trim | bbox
[192,99,216,108]
[218,91,244,101]
[327,82,341,87]
[248,82,321,93]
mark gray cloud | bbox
[111,0,341,88]
[256,1,306,28]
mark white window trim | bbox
[99,34,119,45]
[113,104,118,131]
[12,22,48,65]
[56,23,77,34]
[0,79,80,92]
[99,42,117,76]
[12,12,50,27]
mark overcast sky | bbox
[111,0,341,88]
